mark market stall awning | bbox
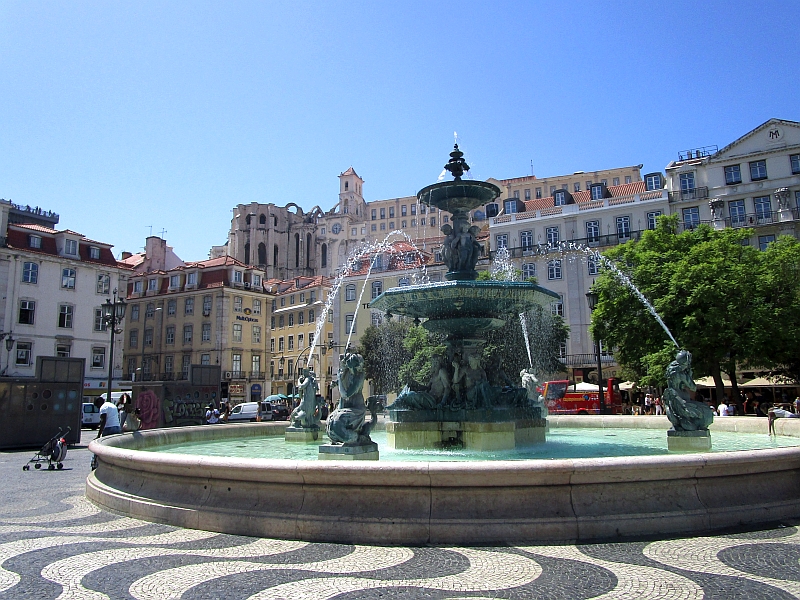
[694,376,733,388]
[740,376,797,388]
[619,381,637,391]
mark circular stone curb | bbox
[86,417,800,545]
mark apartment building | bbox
[267,276,333,399]
[122,256,274,405]
[0,202,132,396]
[664,118,800,246]
[487,168,669,382]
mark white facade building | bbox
[0,203,131,396]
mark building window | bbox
[411,204,417,215]
[16,342,31,366]
[645,174,661,191]
[56,343,71,358]
[612,177,620,186]
[554,190,566,206]
[398,278,410,286]
[252,354,261,374]
[551,298,564,317]
[145,303,155,318]
[791,154,800,175]
[682,207,700,229]
[288,313,294,327]
[749,160,767,181]
[201,354,211,366]
[345,284,356,301]
[588,258,599,276]
[169,274,180,288]
[253,325,261,344]
[253,274,262,287]
[133,281,143,294]
[379,208,386,219]
[144,328,153,347]
[58,305,73,328]
[96,274,110,294]
[278,337,284,351]
[345,314,355,334]
[62,268,76,289]
[278,315,285,328]
[233,323,242,342]
[184,297,194,315]
[252,299,261,315]
[182,355,191,378]
[759,235,776,251]
[129,329,139,348]
[535,187,542,199]
[522,263,536,279]
[270,338,275,353]
[591,185,604,200]
[371,209,376,220]
[616,216,631,239]
[410,219,416,227]
[183,324,193,344]
[729,200,746,227]
[724,164,742,185]
[558,341,567,359]
[187,272,197,286]
[286,335,295,351]
[19,300,35,325]
[167,299,176,316]
[547,260,562,280]
[754,196,772,223]
[679,172,696,197]
[29,235,42,249]
[130,304,140,321]
[271,316,276,329]
[646,211,662,230]
[64,239,78,255]
[546,226,559,246]
[524,189,531,200]
[234,296,243,312]
[496,234,508,249]
[202,323,211,342]
[166,325,175,345]
[233,270,243,284]
[94,308,107,332]
[380,223,386,231]
[389,207,395,218]
[163,355,173,374]
[22,262,38,284]
[520,230,533,250]
[309,309,315,322]
[371,281,383,299]
[148,278,158,291]
[202,295,212,315]
[504,200,518,214]
[298,311,304,325]
[586,220,600,243]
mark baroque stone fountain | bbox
[370,145,561,450]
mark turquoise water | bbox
[148,428,800,461]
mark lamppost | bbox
[586,290,605,414]
[1,333,14,375]
[101,290,127,400]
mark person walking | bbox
[95,396,121,437]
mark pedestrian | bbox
[205,404,220,424]
[654,396,663,416]
[717,398,729,417]
[117,393,131,431]
[95,395,121,438]
[794,396,800,415]
[644,394,652,415]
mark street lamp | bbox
[586,290,606,414]
[101,290,127,400]
[2,333,14,375]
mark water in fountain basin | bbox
[491,247,533,368]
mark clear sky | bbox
[1,1,797,261]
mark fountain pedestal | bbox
[387,418,546,450]
[285,426,324,443]
[318,443,379,460]
[667,429,712,452]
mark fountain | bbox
[85,146,800,546]
[370,144,560,450]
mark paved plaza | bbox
[1,441,799,599]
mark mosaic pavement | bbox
[2,441,800,599]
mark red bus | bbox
[541,379,623,415]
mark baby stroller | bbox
[23,427,70,471]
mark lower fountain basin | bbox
[87,416,800,545]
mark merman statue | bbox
[663,350,713,431]
[327,351,378,445]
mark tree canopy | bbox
[591,215,800,398]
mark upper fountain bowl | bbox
[417,180,500,216]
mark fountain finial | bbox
[444,143,469,181]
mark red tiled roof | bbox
[272,275,330,296]
[521,180,649,213]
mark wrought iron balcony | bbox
[668,187,709,202]
[561,353,617,367]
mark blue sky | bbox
[1,1,797,260]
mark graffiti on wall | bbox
[134,385,220,429]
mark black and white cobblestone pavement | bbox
[2,441,800,599]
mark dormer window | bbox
[591,184,605,200]
[645,173,662,191]
[253,274,261,287]
[554,191,567,206]
[187,272,197,286]
[169,274,180,288]
[133,281,143,293]
[503,200,519,214]
[233,270,243,284]
[89,246,101,260]
[65,239,78,255]
[404,254,415,264]
[29,235,42,249]
[147,278,158,291]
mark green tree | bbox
[357,319,413,394]
[591,215,763,401]
[398,325,446,390]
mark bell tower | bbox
[338,167,365,219]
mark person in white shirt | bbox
[717,400,728,417]
[95,396,121,437]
